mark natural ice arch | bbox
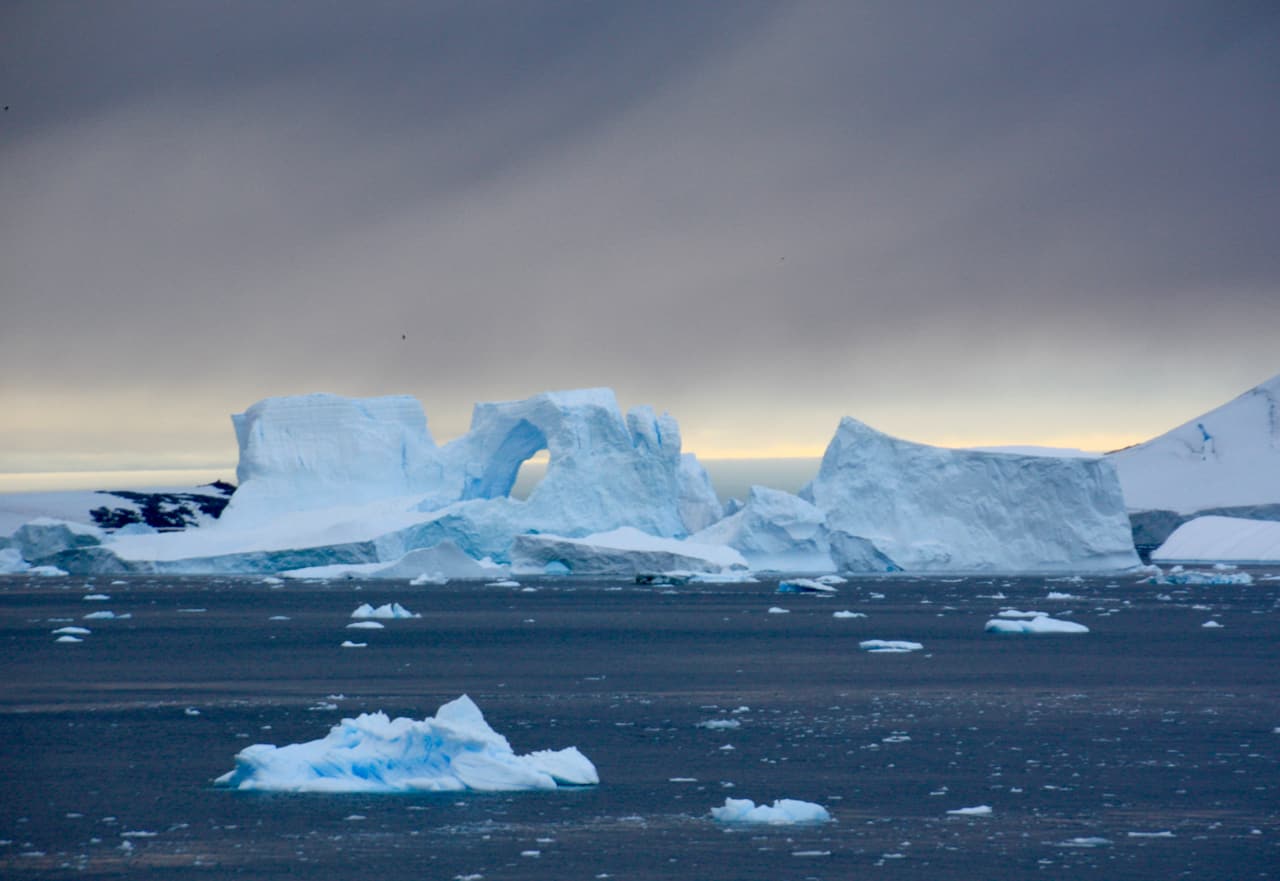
[460,419,548,500]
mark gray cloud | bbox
[2,1,1277,469]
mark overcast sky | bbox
[2,1,1278,480]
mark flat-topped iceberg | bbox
[711,797,832,825]
[215,695,597,793]
[985,615,1089,634]
[801,418,1139,573]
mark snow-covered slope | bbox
[801,418,1138,572]
[1108,374,1280,513]
[1152,515,1280,563]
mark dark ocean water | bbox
[1,572,1277,880]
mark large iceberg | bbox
[800,418,1139,572]
[215,695,597,793]
[1109,373,1280,514]
[22,387,1148,576]
[42,389,722,575]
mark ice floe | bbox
[946,805,993,816]
[985,615,1088,634]
[215,695,598,792]
[859,640,924,653]
[710,797,831,825]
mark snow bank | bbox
[985,615,1088,634]
[510,527,747,576]
[215,695,598,793]
[1152,516,1280,564]
[1109,374,1280,513]
[711,797,831,825]
[801,418,1138,572]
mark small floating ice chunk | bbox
[777,579,837,595]
[832,610,866,619]
[711,797,831,825]
[268,615,291,621]
[346,621,385,630]
[351,602,420,619]
[1127,830,1175,838]
[767,607,790,614]
[1057,837,1111,848]
[1201,620,1224,628]
[1146,566,1253,586]
[261,577,284,585]
[859,640,923,653]
[339,640,367,648]
[997,609,1049,619]
[985,615,1088,634]
[83,611,120,620]
[1045,592,1079,600]
[410,572,448,586]
[184,708,201,716]
[52,626,91,635]
[55,635,83,643]
[947,805,992,816]
[487,580,522,588]
[215,695,598,792]
[83,594,110,601]
[698,719,741,730]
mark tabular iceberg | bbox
[215,695,598,793]
[801,418,1139,573]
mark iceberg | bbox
[1151,516,1280,564]
[859,639,924,653]
[215,695,598,793]
[1109,373,1280,514]
[710,797,832,825]
[49,388,721,575]
[510,527,747,576]
[984,615,1089,634]
[351,603,419,619]
[691,486,832,572]
[801,418,1139,573]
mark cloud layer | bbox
[2,1,1277,471]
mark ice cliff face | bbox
[225,394,449,525]
[1108,373,1280,514]
[801,418,1139,572]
